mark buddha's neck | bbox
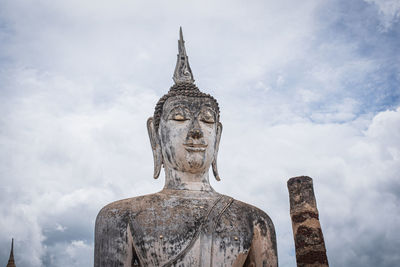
[162,166,214,192]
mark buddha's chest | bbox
[129,197,254,266]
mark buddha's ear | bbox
[147,117,162,179]
[212,122,223,181]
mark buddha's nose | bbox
[189,128,203,139]
[188,120,203,139]
[190,129,203,139]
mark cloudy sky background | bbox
[0,0,399,266]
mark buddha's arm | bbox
[244,215,278,267]
[94,206,132,267]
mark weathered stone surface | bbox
[95,191,277,266]
[94,29,278,266]
[287,176,328,267]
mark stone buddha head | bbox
[147,28,222,184]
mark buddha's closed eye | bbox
[168,106,190,121]
[200,110,216,124]
[172,113,187,121]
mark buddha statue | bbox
[94,28,278,267]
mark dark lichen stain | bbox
[292,211,319,223]
[295,226,324,248]
[297,250,328,265]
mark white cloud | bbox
[365,0,400,30]
[43,240,93,266]
[55,224,67,232]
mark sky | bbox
[0,0,399,266]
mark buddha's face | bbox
[158,96,221,174]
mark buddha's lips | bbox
[183,143,207,152]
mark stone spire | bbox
[6,238,16,267]
[173,27,195,84]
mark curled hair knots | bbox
[153,82,220,131]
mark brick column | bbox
[287,176,329,267]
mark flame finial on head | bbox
[173,27,195,84]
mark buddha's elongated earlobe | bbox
[212,122,223,181]
[147,117,162,179]
[212,159,220,181]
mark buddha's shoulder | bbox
[229,197,275,229]
[96,192,165,219]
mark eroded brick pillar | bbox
[287,176,329,267]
